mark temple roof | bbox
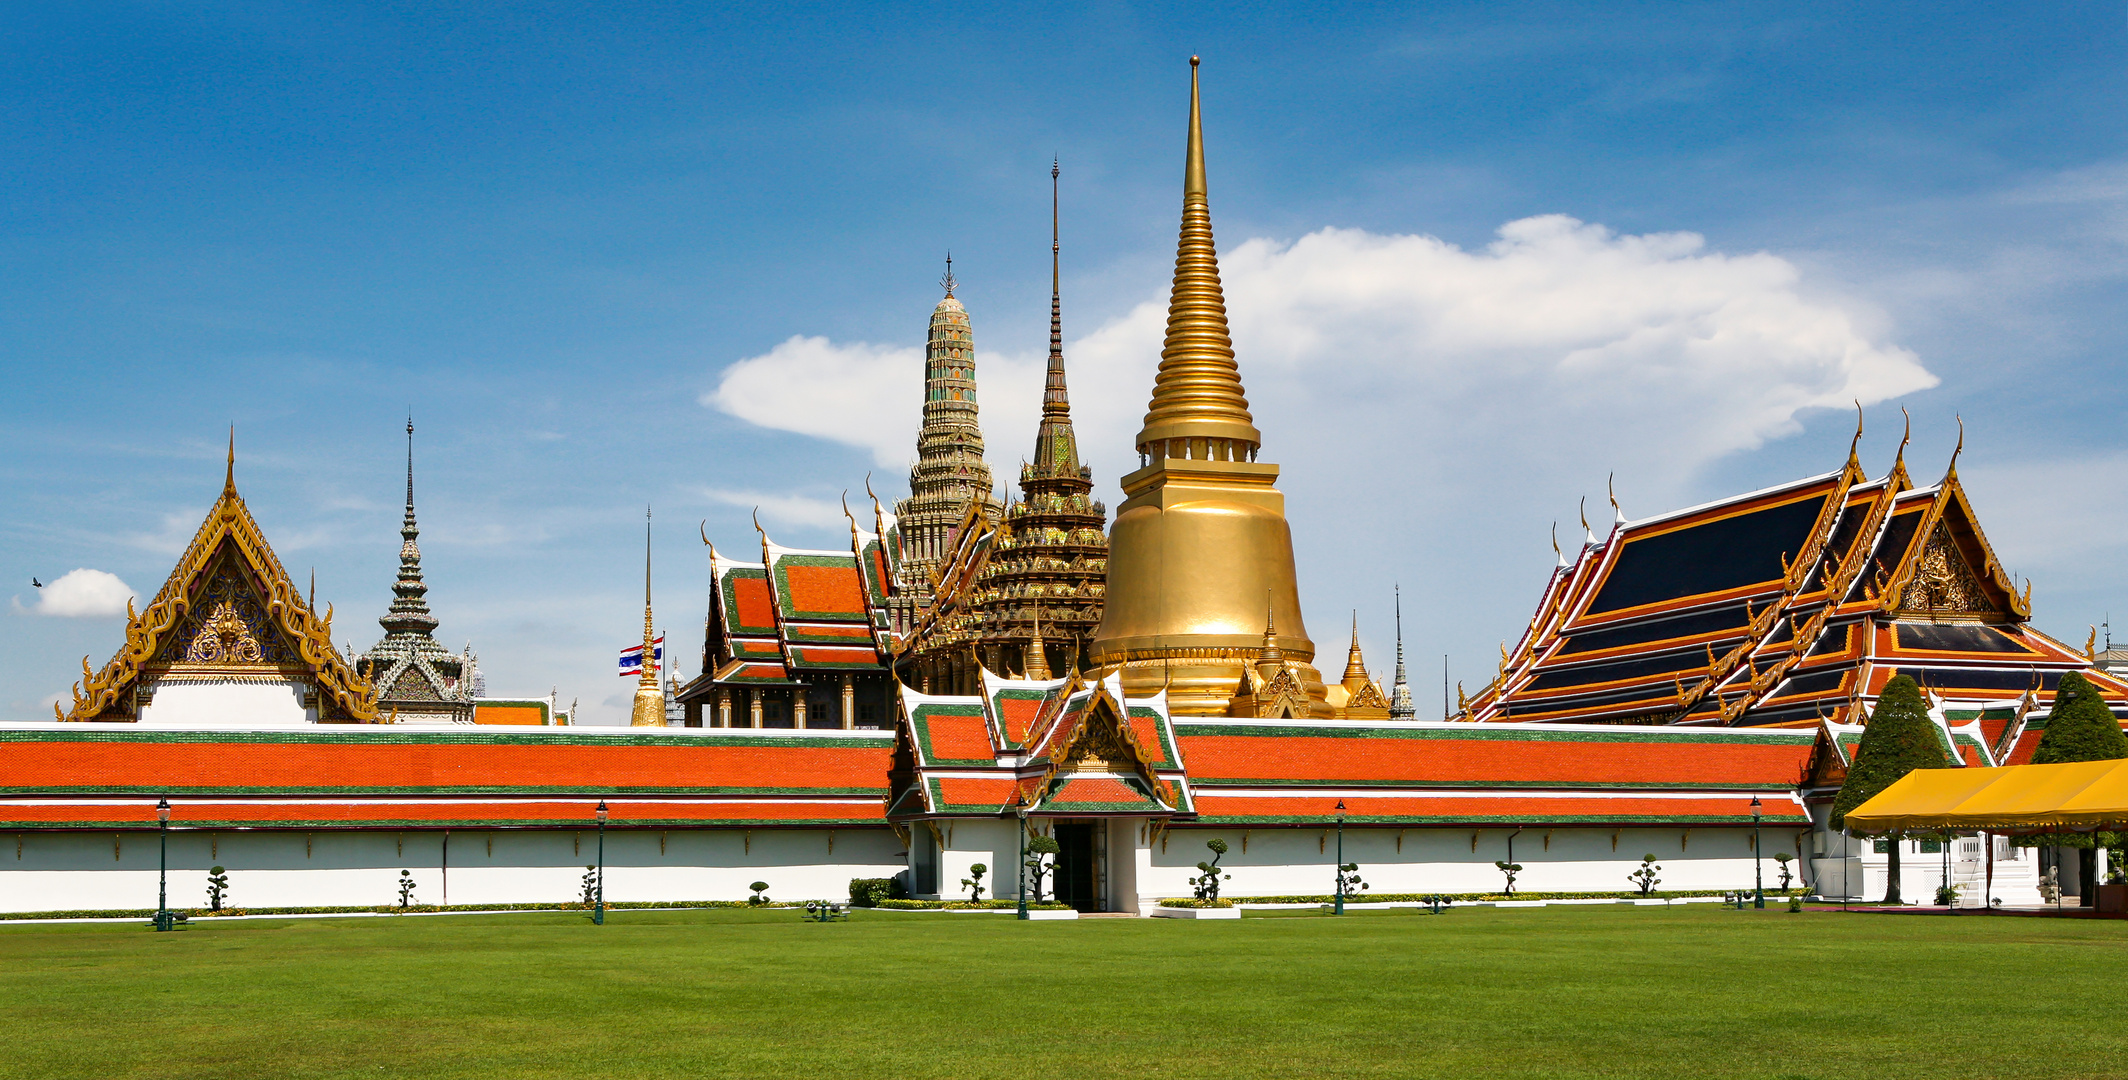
[1467,431,2124,728]
[62,441,376,722]
[685,511,900,696]
[0,724,894,828]
[892,669,1191,818]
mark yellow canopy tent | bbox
[1845,758,2128,834]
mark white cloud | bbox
[30,569,136,618]
[709,215,1935,497]
[705,334,1049,477]
[693,488,856,532]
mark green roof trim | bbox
[908,703,995,767]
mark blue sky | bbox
[6,3,2126,721]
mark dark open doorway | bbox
[1054,822,1101,912]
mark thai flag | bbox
[618,636,665,676]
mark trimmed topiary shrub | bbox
[1628,855,1661,896]
[1024,835,1060,903]
[1189,838,1231,902]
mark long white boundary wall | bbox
[1,827,904,913]
[912,819,1806,913]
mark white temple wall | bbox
[915,819,1018,902]
[1139,826,1801,901]
[138,681,314,724]
[0,827,904,913]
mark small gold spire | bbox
[1341,612,1370,690]
[1025,607,1052,681]
[224,426,237,497]
[1135,55,1263,456]
[1256,597,1284,680]
[630,506,665,727]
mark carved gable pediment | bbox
[1347,679,1390,712]
[150,548,307,669]
[1900,523,2001,619]
[63,453,376,722]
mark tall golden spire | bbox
[630,506,665,727]
[1136,57,1263,460]
[1089,57,1323,715]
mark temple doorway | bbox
[1053,821,1105,912]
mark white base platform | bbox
[1150,906,1241,919]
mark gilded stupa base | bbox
[629,686,666,727]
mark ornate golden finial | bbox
[940,252,956,298]
[1947,414,1964,479]
[2087,625,2098,660]
[1608,472,1623,524]
[1847,400,1865,471]
[1026,606,1052,681]
[224,426,236,497]
[1551,523,1565,568]
[1895,405,1911,470]
[1256,595,1284,673]
[1342,612,1369,687]
[1134,55,1263,458]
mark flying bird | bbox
[30,578,40,588]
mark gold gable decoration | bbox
[61,442,378,722]
[1047,679,1162,782]
[1881,475,2024,622]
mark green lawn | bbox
[4,905,2124,1080]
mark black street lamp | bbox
[1015,789,1029,921]
[154,796,173,932]
[594,799,608,926]
[1334,800,1346,915]
[1750,796,1764,909]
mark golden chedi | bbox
[1088,57,1328,716]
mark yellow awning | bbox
[1844,758,2128,833]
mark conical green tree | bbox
[2026,670,2128,904]
[1831,674,1950,905]
[2032,671,2128,765]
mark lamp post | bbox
[1750,796,1764,909]
[1334,800,1346,915]
[1015,789,1029,921]
[594,798,608,926]
[155,796,172,932]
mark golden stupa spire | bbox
[629,506,665,727]
[1088,56,1322,716]
[1135,55,1263,461]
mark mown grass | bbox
[2,904,2122,1079]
